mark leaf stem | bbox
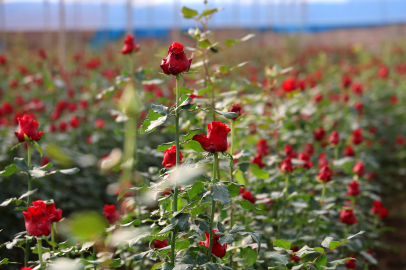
[25,143,33,267]
[277,173,290,236]
[37,237,43,270]
[229,120,235,230]
[207,152,218,263]
[51,223,55,252]
[320,182,326,206]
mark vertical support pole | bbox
[126,0,133,35]
[58,0,66,71]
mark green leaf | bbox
[59,168,80,175]
[238,162,250,172]
[234,170,246,185]
[237,200,262,214]
[240,33,255,42]
[269,252,289,265]
[14,158,29,172]
[188,182,205,200]
[158,224,175,235]
[157,141,176,151]
[0,258,9,265]
[33,141,43,157]
[195,219,210,233]
[229,225,245,234]
[227,183,241,198]
[198,8,222,19]
[242,247,258,266]
[225,39,238,47]
[181,6,198,18]
[316,254,327,267]
[197,86,213,95]
[211,184,231,205]
[321,237,333,248]
[141,109,169,134]
[117,186,144,200]
[249,163,269,179]
[182,129,201,142]
[360,251,377,265]
[152,104,169,115]
[0,164,19,177]
[18,189,37,200]
[29,169,47,178]
[273,240,291,250]
[218,234,234,245]
[184,140,204,153]
[347,231,365,240]
[175,239,190,251]
[219,66,230,74]
[171,213,190,230]
[129,233,149,247]
[134,250,153,261]
[198,39,213,48]
[329,241,342,250]
[313,247,324,253]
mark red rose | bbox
[378,65,389,78]
[290,246,301,262]
[242,190,256,204]
[95,118,105,129]
[280,157,293,173]
[390,94,397,105]
[152,239,168,249]
[317,165,333,182]
[346,180,360,196]
[298,152,313,169]
[193,121,231,153]
[251,153,265,169]
[162,145,183,167]
[282,77,296,92]
[344,254,356,269]
[199,230,227,258]
[371,200,382,215]
[284,144,297,158]
[329,131,340,145]
[352,161,365,177]
[341,75,352,88]
[14,114,45,143]
[0,54,7,65]
[23,200,52,237]
[2,102,14,114]
[228,104,243,120]
[297,80,306,91]
[343,145,355,157]
[160,42,192,76]
[70,116,80,128]
[46,202,63,223]
[303,143,314,156]
[40,156,50,167]
[103,204,119,224]
[354,101,363,114]
[85,58,101,70]
[351,128,363,145]
[257,139,270,156]
[380,207,388,219]
[367,171,377,181]
[369,126,377,135]
[79,100,88,110]
[121,34,140,55]
[313,127,325,141]
[340,208,358,225]
[38,49,47,60]
[396,135,405,146]
[20,267,33,270]
[59,121,67,132]
[313,93,323,103]
[352,82,363,96]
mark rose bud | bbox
[282,77,296,92]
[351,82,363,96]
[152,239,168,249]
[351,128,363,145]
[280,157,293,173]
[352,161,365,177]
[103,204,119,224]
[162,145,183,168]
[303,143,314,156]
[298,152,313,169]
[343,145,355,157]
[346,180,360,196]
[344,254,356,269]
[0,54,7,65]
[284,144,297,158]
[70,116,80,128]
[313,93,323,103]
[23,200,52,237]
[378,65,389,78]
[396,135,405,146]
[290,246,301,262]
[297,79,306,91]
[193,121,231,153]
[199,230,227,258]
[228,104,243,120]
[329,130,340,145]
[341,75,352,88]
[367,171,377,181]
[313,127,325,141]
[38,49,47,60]
[390,94,398,105]
[95,118,105,129]
[160,42,192,76]
[121,34,140,55]
[59,121,67,132]
[317,165,333,182]
[45,202,63,223]
[14,114,45,143]
[3,101,14,114]
[371,200,383,215]
[242,190,256,204]
[20,267,33,270]
[354,101,363,114]
[340,208,358,225]
[380,207,388,219]
[257,139,270,156]
[251,153,265,169]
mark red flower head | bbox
[313,127,325,141]
[40,156,50,167]
[313,93,323,103]
[251,153,265,169]
[341,75,352,88]
[20,267,33,270]
[303,143,314,156]
[329,130,340,145]
[282,77,296,92]
[257,139,270,156]
[352,161,365,177]
[103,204,119,224]
[396,135,405,146]
[369,126,377,135]
[378,65,389,78]
[59,121,67,132]
[2,102,14,114]
[46,202,63,223]
[352,82,363,96]
[371,200,382,215]
[95,118,105,129]
[390,94,398,105]
[121,34,140,54]
[346,180,360,196]
[297,80,306,91]
[162,145,183,167]
[0,54,7,65]
[242,190,256,204]
[193,121,230,153]
[23,200,52,237]
[351,128,363,145]
[380,207,388,219]
[340,208,358,225]
[152,239,168,249]
[290,246,301,262]
[70,116,79,128]
[343,145,355,157]
[284,144,297,158]
[317,165,333,182]
[160,42,192,76]
[14,114,45,143]
[344,255,356,269]
[199,230,227,258]
[228,104,243,120]
[354,101,363,114]
[85,58,101,70]
[38,49,47,60]
[280,157,293,173]
[298,152,313,169]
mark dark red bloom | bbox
[352,161,365,177]
[317,165,333,182]
[352,82,363,96]
[199,230,227,258]
[378,65,389,78]
[160,42,192,76]
[228,104,243,120]
[340,208,358,225]
[351,129,363,145]
[341,75,352,88]
[313,127,325,141]
[20,267,33,270]
[14,114,45,143]
[257,139,270,156]
[369,126,377,135]
[23,200,52,237]
[40,156,50,167]
[343,145,355,157]
[162,145,183,167]
[193,121,230,153]
[70,116,79,128]
[396,135,405,146]
[59,121,67,132]
[282,77,296,92]
[38,49,47,60]
[46,202,63,223]
[346,180,360,196]
[298,152,313,169]
[284,144,297,158]
[329,130,340,145]
[390,94,398,105]
[313,93,323,103]
[379,207,388,219]
[85,58,101,70]
[242,190,256,204]
[354,101,363,114]
[251,153,265,169]
[121,34,140,54]
[0,54,7,65]
[344,254,356,269]
[303,143,314,156]
[103,205,119,224]
[95,119,105,129]
[371,200,382,215]
[280,157,293,173]
[290,246,301,262]
[152,239,168,249]
[2,102,14,114]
